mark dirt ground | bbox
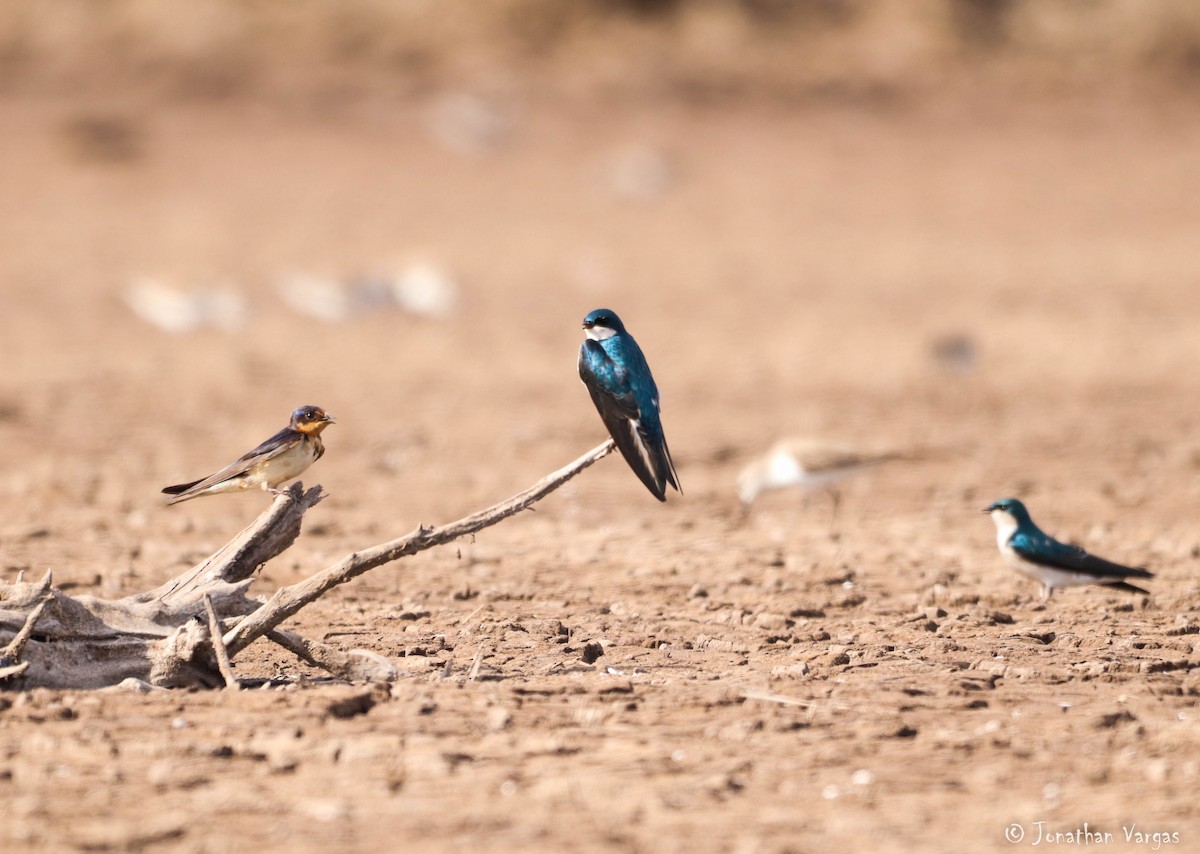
[2,85,1200,852]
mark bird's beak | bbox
[324,413,337,424]
[582,321,593,330]
[981,505,995,513]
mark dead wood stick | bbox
[740,690,814,708]
[467,643,486,681]
[0,570,53,669]
[223,440,616,657]
[266,629,343,672]
[0,662,30,680]
[0,599,48,664]
[133,483,325,605]
[266,629,397,682]
[203,594,238,690]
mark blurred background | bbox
[6,7,1200,849]
[7,0,1200,98]
[2,0,1200,589]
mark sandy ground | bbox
[1,88,1200,852]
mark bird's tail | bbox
[1106,580,1151,596]
[161,479,203,504]
[659,438,681,497]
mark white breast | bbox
[991,510,1039,578]
[257,438,320,488]
[991,510,1019,552]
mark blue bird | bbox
[983,498,1152,601]
[578,308,680,501]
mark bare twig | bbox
[0,662,30,680]
[266,629,397,682]
[740,690,814,708]
[0,599,48,664]
[130,483,325,605]
[468,643,486,681]
[0,570,53,669]
[203,594,238,690]
[0,442,616,690]
[223,440,616,657]
[459,603,487,630]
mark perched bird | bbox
[578,308,680,501]
[983,498,1153,601]
[162,406,335,505]
[737,439,909,506]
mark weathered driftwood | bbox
[0,485,325,690]
[0,440,615,690]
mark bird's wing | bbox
[585,378,669,500]
[630,361,679,496]
[162,427,301,497]
[580,341,671,500]
[1011,533,1152,580]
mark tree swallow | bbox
[578,308,680,501]
[983,498,1153,601]
[162,405,335,505]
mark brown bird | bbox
[162,405,335,505]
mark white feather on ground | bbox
[737,438,913,505]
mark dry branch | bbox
[0,440,616,689]
[0,571,53,680]
[203,594,238,689]
[223,439,616,656]
[0,571,52,660]
[131,484,325,605]
[266,629,397,682]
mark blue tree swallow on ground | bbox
[162,405,335,505]
[578,308,680,501]
[983,498,1153,601]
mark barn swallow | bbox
[162,405,335,505]
[983,498,1153,601]
[578,308,680,501]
